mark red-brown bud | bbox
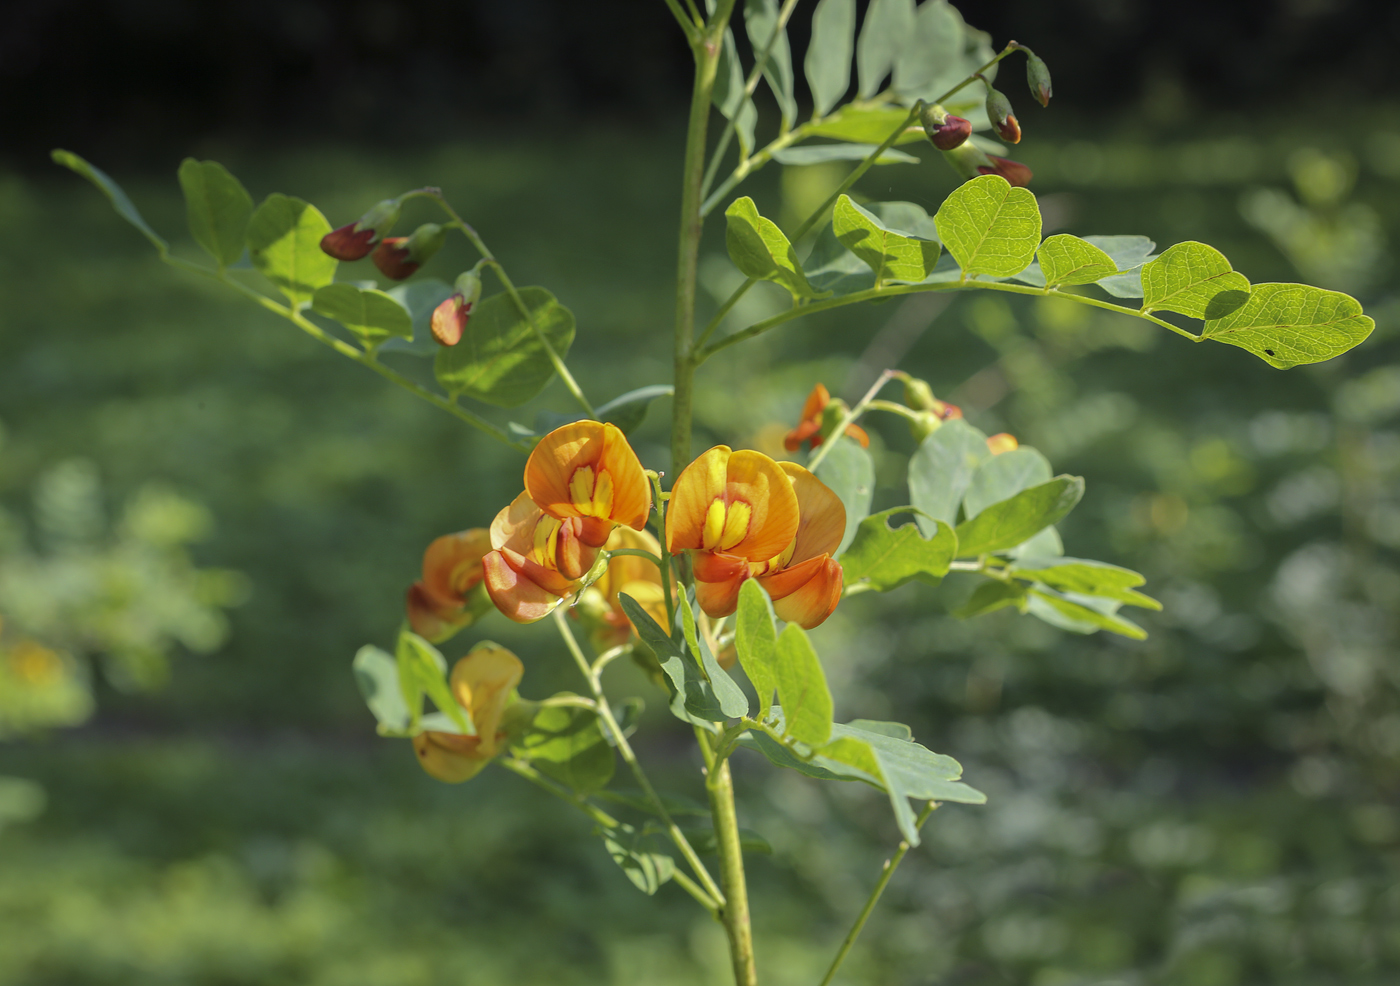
[430,271,483,346]
[1025,51,1052,108]
[320,198,401,260]
[922,111,972,151]
[977,155,1033,188]
[985,88,1021,144]
[372,222,446,280]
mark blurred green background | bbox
[4,3,1400,984]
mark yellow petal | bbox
[413,731,488,783]
[525,420,651,529]
[450,643,524,758]
[666,446,731,552]
[722,449,799,562]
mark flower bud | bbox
[372,222,446,280]
[910,410,942,445]
[320,198,401,261]
[1024,51,1052,108]
[430,273,482,347]
[920,104,972,151]
[901,375,939,412]
[977,155,1034,188]
[941,141,995,181]
[987,432,1019,455]
[985,88,1021,144]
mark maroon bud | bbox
[977,155,1033,188]
[371,223,446,281]
[320,223,377,261]
[985,88,1021,144]
[928,115,972,151]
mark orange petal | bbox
[844,423,870,448]
[421,528,492,605]
[449,643,523,759]
[692,550,750,619]
[986,432,1018,455]
[798,383,830,424]
[491,491,545,553]
[666,446,731,552]
[482,548,569,623]
[413,731,488,783]
[778,462,846,565]
[695,574,747,619]
[784,419,821,452]
[406,581,467,643]
[762,554,843,629]
[524,420,651,530]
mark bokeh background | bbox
[3,1,1400,983]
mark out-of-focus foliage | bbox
[2,103,1399,983]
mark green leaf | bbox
[933,174,1043,279]
[891,0,963,100]
[774,624,833,747]
[1027,588,1147,640]
[380,279,457,356]
[396,629,471,735]
[433,287,576,408]
[1036,234,1119,288]
[246,193,338,306]
[803,222,876,296]
[856,0,914,98]
[679,592,749,719]
[680,825,774,856]
[953,580,1028,619]
[735,579,779,720]
[714,29,758,156]
[1084,234,1155,271]
[813,434,874,554]
[840,508,957,590]
[805,104,925,146]
[772,143,919,165]
[745,0,797,128]
[1009,557,1161,609]
[512,699,615,793]
[311,283,413,348]
[1200,282,1375,369]
[177,159,253,268]
[352,645,411,735]
[954,476,1084,557]
[804,0,855,116]
[595,385,674,434]
[725,196,825,300]
[603,823,675,896]
[620,593,729,724]
[52,149,169,253]
[962,446,1053,518]
[833,194,940,285]
[908,418,989,533]
[1140,240,1251,319]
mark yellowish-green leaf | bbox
[954,476,1084,557]
[52,149,169,253]
[840,508,957,590]
[735,580,778,720]
[832,194,940,284]
[934,174,1042,278]
[433,287,576,408]
[725,196,826,300]
[177,159,253,268]
[774,624,832,747]
[246,194,338,306]
[1036,233,1119,287]
[805,104,925,145]
[1010,557,1160,609]
[1027,588,1147,640]
[312,283,413,348]
[1200,282,1374,369]
[1140,240,1250,319]
[512,700,615,794]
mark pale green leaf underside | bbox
[934,174,1042,278]
[813,435,874,554]
[804,0,856,117]
[178,158,253,268]
[908,418,990,533]
[954,476,1084,558]
[805,105,926,146]
[773,143,919,165]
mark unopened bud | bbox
[921,108,972,151]
[372,222,446,280]
[431,271,482,347]
[941,140,995,181]
[320,198,401,260]
[910,410,942,445]
[987,433,1018,455]
[902,376,939,412]
[977,155,1033,188]
[985,88,1021,144]
[1024,51,1052,108]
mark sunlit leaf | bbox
[1027,587,1147,640]
[735,580,778,720]
[934,174,1042,278]
[352,645,411,735]
[772,143,919,165]
[246,193,338,306]
[954,476,1084,557]
[962,446,1053,518]
[1200,282,1374,369]
[1140,240,1250,319]
[774,624,832,747]
[805,104,924,146]
[177,159,253,268]
[395,629,471,735]
[1010,557,1160,609]
[512,699,615,793]
[380,279,456,356]
[832,194,940,284]
[311,283,413,348]
[840,508,956,590]
[1036,234,1119,287]
[679,592,749,719]
[725,196,826,300]
[953,579,1027,619]
[620,593,729,724]
[433,287,576,408]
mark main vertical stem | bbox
[706,745,758,986]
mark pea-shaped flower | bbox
[751,463,846,629]
[482,492,596,624]
[413,643,523,783]
[524,420,652,546]
[405,528,493,642]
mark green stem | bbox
[805,369,896,474]
[816,801,940,986]
[647,471,678,631]
[702,730,758,986]
[162,256,530,452]
[662,0,702,42]
[551,608,725,909]
[698,279,1199,361]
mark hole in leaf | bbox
[1265,349,1275,356]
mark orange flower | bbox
[405,529,493,642]
[525,421,651,548]
[413,643,523,783]
[986,433,1019,455]
[482,492,597,623]
[589,526,671,646]
[783,383,869,452]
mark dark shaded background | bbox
[5,0,1400,167]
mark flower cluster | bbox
[404,529,494,642]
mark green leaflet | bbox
[953,580,1028,619]
[380,279,457,356]
[53,149,169,252]
[352,645,412,735]
[177,159,254,268]
[395,630,471,736]
[856,0,914,97]
[1201,282,1375,369]
[246,193,338,306]
[962,446,1054,518]
[954,476,1084,557]
[805,104,926,146]
[744,0,797,128]
[908,418,990,533]
[1140,240,1250,319]
[604,824,675,896]
[714,29,758,156]
[1009,557,1161,610]
[432,287,576,408]
[804,0,856,117]
[511,700,615,794]
[1036,234,1119,287]
[813,434,874,554]
[774,624,833,747]
[891,0,963,100]
[832,194,941,284]
[772,143,919,166]
[735,580,778,721]
[679,592,749,719]
[1027,587,1147,640]
[934,174,1042,278]
[840,508,957,590]
[620,593,741,724]
[725,196,825,300]
[311,283,413,348]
